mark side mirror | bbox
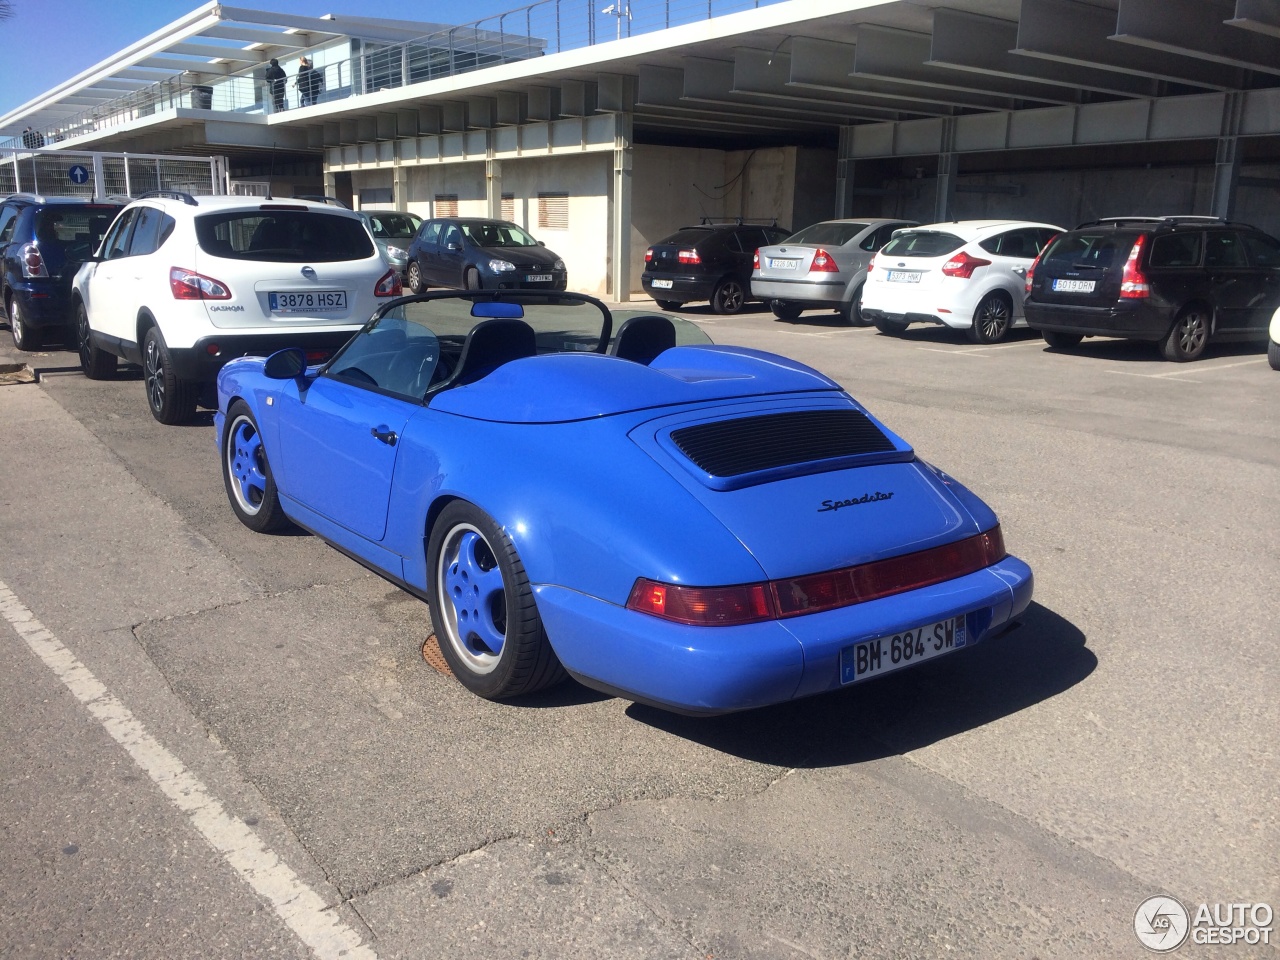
[263,347,307,380]
[537,240,546,246]
[446,242,461,252]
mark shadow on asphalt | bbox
[626,601,1095,767]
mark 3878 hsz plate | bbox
[840,615,968,684]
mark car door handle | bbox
[1013,267,1027,276]
[370,426,397,446]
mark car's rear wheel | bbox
[407,261,425,294]
[712,278,745,315]
[8,298,42,351]
[1269,338,1280,371]
[968,292,1013,343]
[464,267,481,291]
[143,325,198,424]
[1041,330,1083,351]
[771,300,803,321]
[222,399,289,532]
[427,501,566,700]
[76,301,117,379]
[839,282,868,326]
[1162,305,1210,361]
[654,300,682,311]
[875,316,909,335]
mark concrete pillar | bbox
[935,118,958,222]
[394,165,410,210]
[834,127,855,218]
[486,159,502,220]
[1211,91,1244,220]
[611,113,633,302]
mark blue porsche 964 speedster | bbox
[215,291,1032,714]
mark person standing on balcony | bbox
[265,58,286,112]
[296,57,317,107]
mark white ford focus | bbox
[73,193,400,423]
[860,219,1064,343]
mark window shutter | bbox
[434,194,459,218]
[500,193,515,221]
[537,192,569,230]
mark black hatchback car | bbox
[1,194,123,350]
[1024,216,1280,361]
[642,221,790,314]
[403,218,566,293]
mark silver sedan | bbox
[752,218,916,324]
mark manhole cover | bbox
[421,635,453,677]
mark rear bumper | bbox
[535,556,1033,715]
[166,330,357,381]
[478,273,568,292]
[641,273,717,303]
[751,276,846,305]
[1024,300,1168,340]
[7,282,74,328]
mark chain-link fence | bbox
[0,148,226,198]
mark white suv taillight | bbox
[170,266,230,300]
[375,268,402,298]
[20,242,48,279]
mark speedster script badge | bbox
[818,491,894,513]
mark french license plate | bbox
[887,271,921,283]
[769,258,800,269]
[651,278,674,289]
[1052,278,1095,293]
[839,615,968,685]
[268,291,346,312]
[526,274,552,282]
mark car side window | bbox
[442,224,462,249]
[1035,228,1060,253]
[862,224,901,251]
[1149,232,1202,268]
[127,206,174,258]
[0,205,18,245]
[101,209,139,261]
[417,221,441,246]
[980,229,1036,259]
[1204,231,1246,268]
[1243,231,1280,267]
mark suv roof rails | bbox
[695,216,779,227]
[1076,215,1252,229]
[295,194,349,208]
[136,190,199,206]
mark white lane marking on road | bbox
[917,347,992,357]
[0,580,377,960]
[1103,369,1201,383]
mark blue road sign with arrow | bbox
[68,165,89,185]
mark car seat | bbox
[609,314,677,365]
[437,317,537,389]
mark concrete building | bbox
[6,0,1280,300]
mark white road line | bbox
[1188,357,1267,372]
[917,347,992,357]
[0,580,377,960]
[1103,369,1201,383]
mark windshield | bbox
[879,231,965,258]
[1040,231,1139,271]
[784,222,868,246]
[459,220,539,248]
[366,213,422,240]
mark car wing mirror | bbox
[446,242,461,252]
[263,347,307,380]
[537,240,546,246]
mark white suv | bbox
[860,219,1063,343]
[73,193,401,423]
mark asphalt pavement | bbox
[0,309,1275,960]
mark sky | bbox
[0,0,523,118]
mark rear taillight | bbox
[375,268,402,297]
[1024,252,1043,296]
[753,249,760,270]
[1120,234,1150,299]
[20,242,48,279]
[169,266,230,300]
[866,260,875,272]
[809,248,839,273]
[677,249,701,265]
[627,527,1006,626]
[941,250,991,279]
[644,247,653,263]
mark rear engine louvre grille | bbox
[672,409,895,478]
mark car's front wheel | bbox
[427,501,566,700]
[712,278,745,314]
[771,300,803,321]
[406,261,425,294]
[142,325,198,424]
[1042,330,1083,351]
[222,399,289,532]
[76,302,117,379]
[1162,305,1210,361]
[464,267,481,291]
[839,282,868,326]
[7,297,42,351]
[968,292,1013,343]
[1269,338,1280,371]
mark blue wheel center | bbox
[444,530,506,658]
[230,420,267,509]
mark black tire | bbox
[1269,338,1280,371]
[771,300,803,321]
[1161,305,1210,361]
[142,325,198,424]
[76,301,117,379]
[654,300,682,311]
[711,278,745,315]
[8,297,42,351]
[1042,330,1083,351]
[427,501,566,700]
[221,399,289,533]
[839,282,869,326]
[874,316,909,335]
[464,267,481,291]
[968,291,1014,344]
[406,261,425,294]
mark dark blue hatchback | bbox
[1,194,123,350]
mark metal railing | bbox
[6,0,782,147]
[0,147,226,198]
